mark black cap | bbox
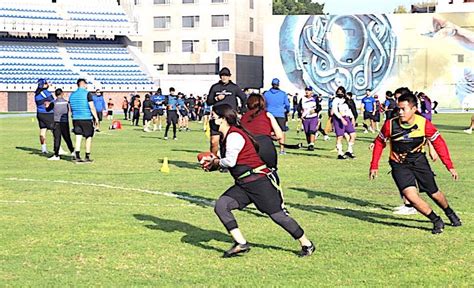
[219,67,231,76]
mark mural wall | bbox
[265,13,474,108]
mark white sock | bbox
[41,144,47,152]
[336,144,343,155]
[347,142,354,153]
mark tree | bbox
[393,5,408,13]
[273,0,325,15]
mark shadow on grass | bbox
[172,191,266,218]
[15,146,75,162]
[286,151,334,159]
[158,159,199,170]
[133,214,296,254]
[287,202,430,231]
[290,187,392,211]
[434,124,465,131]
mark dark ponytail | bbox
[213,104,259,152]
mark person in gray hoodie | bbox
[46,88,75,161]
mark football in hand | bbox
[197,151,216,164]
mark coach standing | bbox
[206,67,247,155]
[263,78,290,155]
[69,79,98,163]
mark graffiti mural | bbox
[267,13,474,108]
[279,15,396,99]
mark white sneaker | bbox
[144,128,152,132]
[464,128,472,134]
[393,206,418,215]
[324,135,330,141]
[164,136,168,140]
[48,155,60,161]
[393,204,406,211]
[363,130,368,134]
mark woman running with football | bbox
[199,104,314,258]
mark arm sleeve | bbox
[219,133,245,168]
[87,93,94,102]
[370,120,391,170]
[206,85,217,105]
[237,88,247,113]
[331,100,343,119]
[425,121,454,170]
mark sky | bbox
[320,0,430,14]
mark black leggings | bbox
[53,122,74,156]
[123,108,128,119]
[133,110,140,126]
[214,178,304,240]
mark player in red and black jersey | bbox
[369,93,462,234]
[201,104,314,257]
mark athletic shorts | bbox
[389,155,439,194]
[333,116,355,137]
[180,110,188,117]
[107,110,113,116]
[275,117,288,132]
[204,111,211,116]
[167,110,178,124]
[97,112,103,122]
[144,110,153,121]
[209,119,221,136]
[363,111,375,120]
[37,113,54,130]
[152,110,163,117]
[303,117,319,134]
[73,120,94,138]
[374,112,381,122]
[223,176,284,215]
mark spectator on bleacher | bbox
[69,79,99,163]
[132,95,141,126]
[46,88,75,161]
[34,78,55,154]
[92,89,106,132]
[122,96,129,120]
[107,98,114,120]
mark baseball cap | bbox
[37,78,47,88]
[219,67,231,76]
[271,78,280,85]
[305,86,313,91]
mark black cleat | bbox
[337,155,347,160]
[223,242,250,258]
[432,218,445,234]
[82,158,94,163]
[345,152,356,159]
[447,213,462,227]
[298,242,315,257]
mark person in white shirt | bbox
[331,86,357,159]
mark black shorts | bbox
[390,155,439,195]
[204,111,211,116]
[363,111,374,120]
[37,113,54,130]
[107,110,113,116]
[144,110,153,121]
[223,176,284,215]
[73,120,95,138]
[180,110,188,117]
[374,112,381,122]
[275,117,288,132]
[209,119,221,136]
[152,110,164,117]
[167,110,178,124]
[97,112,103,122]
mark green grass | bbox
[1,114,473,287]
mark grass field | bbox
[1,114,473,287]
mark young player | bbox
[164,87,180,140]
[299,87,320,151]
[200,104,314,257]
[107,98,114,120]
[151,88,166,131]
[142,94,154,132]
[332,86,356,159]
[34,78,55,154]
[369,92,462,234]
[360,89,376,133]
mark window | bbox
[212,39,229,52]
[454,54,465,63]
[154,0,170,4]
[212,15,229,27]
[168,64,218,75]
[133,41,142,50]
[182,40,199,52]
[249,0,254,9]
[154,41,171,53]
[249,41,254,55]
[154,64,164,71]
[212,0,227,3]
[249,17,254,32]
[396,55,409,64]
[154,16,171,29]
[182,0,196,3]
[182,16,199,28]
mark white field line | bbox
[0,199,196,208]
[4,177,214,206]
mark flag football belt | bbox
[238,165,283,192]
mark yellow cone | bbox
[31,118,35,122]
[160,157,170,173]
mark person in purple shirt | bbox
[418,92,433,121]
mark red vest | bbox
[224,126,265,171]
[241,109,272,137]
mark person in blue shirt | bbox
[34,78,55,154]
[360,89,376,133]
[69,79,99,163]
[92,89,106,132]
[178,93,190,132]
[163,87,180,140]
[263,78,290,155]
[151,88,166,131]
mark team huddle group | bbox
[33,67,463,258]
